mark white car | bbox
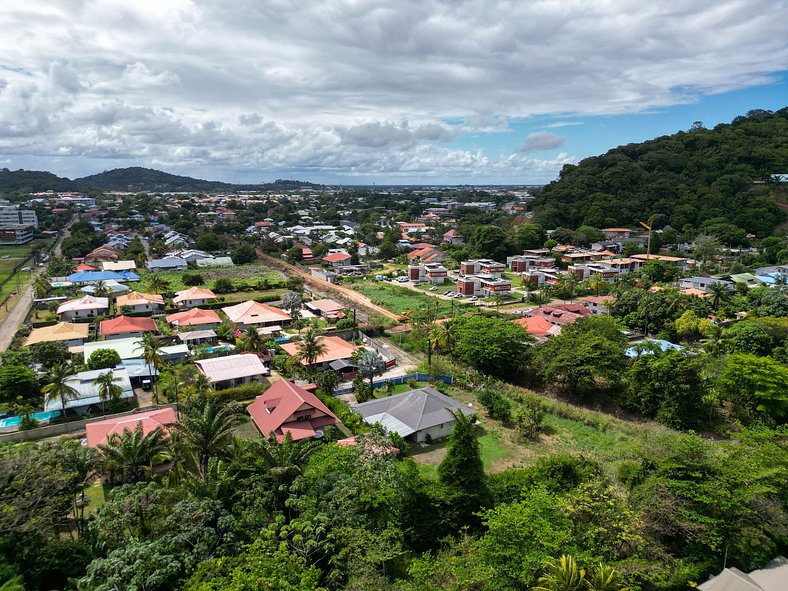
[468,296,478,302]
[396,276,409,283]
[429,286,437,291]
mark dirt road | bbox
[257,252,401,323]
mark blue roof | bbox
[626,339,685,358]
[67,270,140,283]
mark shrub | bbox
[212,382,265,402]
[513,398,544,441]
[213,278,234,294]
[316,390,368,434]
[87,349,122,371]
[182,273,204,286]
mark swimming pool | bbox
[205,345,233,354]
[0,411,61,428]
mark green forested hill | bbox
[532,108,788,236]
[75,166,233,192]
[0,168,78,193]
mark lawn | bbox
[353,282,471,317]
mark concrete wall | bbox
[0,404,177,443]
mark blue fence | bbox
[333,372,454,395]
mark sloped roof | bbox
[85,407,177,448]
[99,315,158,336]
[166,307,221,326]
[222,300,290,325]
[512,316,561,338]
[67,270,140,283]
[101,260,137,271]
[57,295,109,314]
[353,387,471,436]
[45,368,134,412]
[305,299,344,314]
[247,380,339,442]
[194,353,268,382]
[323,252,351,263]
[116,291,165,308]
[173,286,217,304]
[25,322,90,346]
[280,336,358,365]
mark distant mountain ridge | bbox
[0,166,319,193]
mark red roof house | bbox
[165,307,221,327]
[323,252,352,267]
[85,408,177,448]
[99,315,158,337]
[75,262,97,271]
[247,380,341,442]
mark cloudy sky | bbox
[1,0,786,185]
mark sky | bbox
[0,0,786,185]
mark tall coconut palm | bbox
[429,320,455,354]
[588,274,606,297]
[136,332,164,404]
[174,393,241,481]
[707,281,731,312]
[533,555,585,591]
[146,274,169,293]
[95,370,123,415]
[295,328,327,374]
[33,275,52,299]
[98,424,170,483]
[41,362,79,421]
[238,326,267,353]
[191,372,214,398]
[92,280,111,298]
[57,441,101,535]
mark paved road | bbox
[0,218,75,352]
[257,252,402,323]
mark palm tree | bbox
[174,393,241,481]
[98,424,170,483]
[136,332,164,404]
[258,432,320,484]
[587,274,605,297]
[33,275,52,299]
[585,564,627,591]
[238,326,267,353]
[295,328,327,374]
[191,372,214,398]
[57,441,101,536]
[92,280,110,298]
[559,273,579,303]
[146,274,169,293]
[533,555,585,591]
[707,281,731,312]
[41,362,79,421]
[95,370,123,415]
[429,320,455,354]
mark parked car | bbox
[468,296,478,302]
[374,274,386,281]
[396,276,409,283]
[429,286,437,291]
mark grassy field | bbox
[410,383,655,478]
[142,264,284,292]
[352,282,471,317]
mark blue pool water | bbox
[206,345,233,354]
[0,411,61,428]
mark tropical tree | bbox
[295,328,327,374]
[358,349,387,391]
[585,564,627,591]
[257,432,320,486]
[533,555,585,591]
[95,370,124,415]
[707,281,732,312]
[146,274,169,293]
[174,393,241,481]
[429,320,455,354]
[587,275,606,297]
[238,326,267,353]
[136,332,164,404]
[98,424,170,483]
[92,280,111,298]
[33,275,52,299]
[41,362,79,421]
[57,441,101,536]
[693,234,722,268]
[281,290,303,320]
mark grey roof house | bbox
[699,556,788,591]
[353,387,472,443]
[147,256,188,271]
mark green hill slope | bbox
[75,166,232,192]
[532,108,788,236]
[0,168,78,193]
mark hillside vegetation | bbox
[532,108,788,236]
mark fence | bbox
[0,404,177,443]
[333,372,453,395]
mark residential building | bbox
[323,252,352,267]
[442,229,464,245]
[84,246,122,263]
[304,299,346,319]
[25,322,90,348]
[195,256,234,268]
[0,205,38,228]
[86,407,178,448]
[147,256,188,271]
[222,300,291,329]
[679,276,735,292]
[460,259,505,277]
[101,260,137,272]
[176,329,218,346]
[353,386,472,444]
[631,253,692,271]
[0,225,35,244]
[407,246,445,264]
[166,307,221,328]
[194,353,270,389]
[527,304,591,327]
[581,295,617,315]
[57,295,109,320]
[246,380,341,442]
[508,254,555,272]
[44,368,134,414]
[67,270,140,284]
[99,316,158,339]
[115,292,165,314]
[457,274,512,297]
[698,555,788,591]
[408,263,449,284]
[173,286,217,309]
[567,263,621,281]
[511,316,562,338]
[279,335,359,372]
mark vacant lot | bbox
[352,282,471,317]
[142,264,285,292]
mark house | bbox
[173,286,217,309]
[246,380,341,442]
[115,292,165,314]
[407,246,445,264]
[85,407,178,448]
[600,227,635,240]
[222,300,292,329]
[698,556,788,591]
[166,307,221,328]
[279,335,359,372]
[508,254,555,272]
[67,270,140,284]
[581,295,617,315]
[442,229,464,245]
[168,249,213,263]
[84,245,121,263]
[80,280,131,297]
[57,295,109,320]
[194,353,270,389]
[323,252,352,267]
[25,322,90,348]
[101,260,137,272]
[147,256,188,271]
[679,276,735,293]
[460,259,505,277]
[353,387,472,443]
[631,253,692,271]
[75,262,97,271]
[568,264,621,281]
[600,258,644,275]
[176,329,218,346]
[304,299,346,319]
[527,304,590,327]
[457,274,512,297]
[511,316,562,338]
[44,368,135,415]
[99,316,158,339]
